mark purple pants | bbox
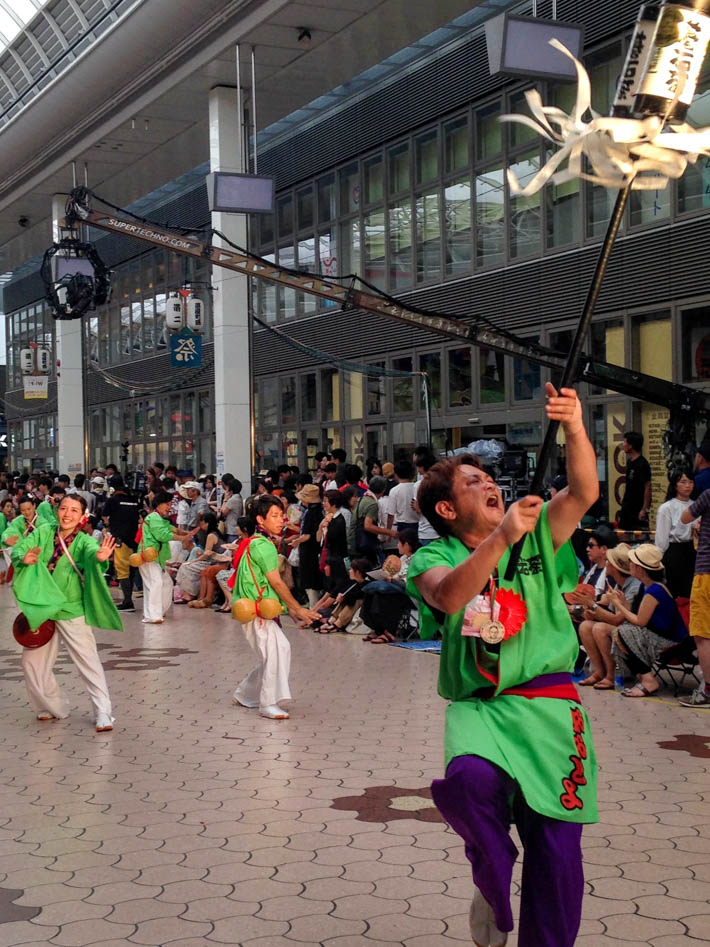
[431,755,583,947]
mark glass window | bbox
[184,392,195,435]
[364,154,384,204]
[548,328,575,389]
[589,318,625,394]
[340,162,360,214]
[444,116,469,173]
[391,421,416,462]
[448,347,472,407]
[677,155,710,214]
[444,177,472,276]
[257,253,277,323]
[198,390,211,433]
[415,129,439,185]
[169,395,182,436]
[544,87,580,249]
[278,245,296,320]
[344,372,363,420]
[513,340,542,401]
[367,363,386,416]
[479,99,507,158]
[476,166,505,267]
[682,305,710,382]
[297,185,314,232]
[277,193,293,239]
[298,237,317,314]
[629,187,670,227]
[259,212,274,247]
[509,150,541,259]
[317,173,336,222]
[340,219,361,277]
[419,352,441,409]
[416,190,441,283]
[631,310,672,378]
[364,210,386,283]
[281,376,297,425]
[388,142,410,194]
[508,90,537,149]
[480,346,505,403]
[262,377,278,427]
[301,373,317,422]
[388,199,413,289]
[321,368,339,421]
[318,229,338,281]
[393,356,414,412]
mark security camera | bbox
[18,216,30,228]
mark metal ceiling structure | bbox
[0,0,489,278]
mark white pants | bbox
[139,561,173,621]
[234,618,291,709]
[2,548,11,570]
[22,616,112,719]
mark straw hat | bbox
[296,483,321,505]
[628,543,664,572]
[605,542,632,575]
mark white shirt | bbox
[416,479,439,542]
[388,481,419,524]
[655,497,696,552]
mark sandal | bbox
[621,682,659,698]
[372,631,396,644]
[188,600,207,608]
[579,673,601,687]
[593,678,614,690]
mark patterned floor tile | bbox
[0,602,708,945]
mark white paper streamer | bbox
[502,39,710,196]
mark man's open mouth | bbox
[486,496,499,508]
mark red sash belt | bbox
[497,673,580,704]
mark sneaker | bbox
[469,886,507,947]
[117,601,136,612]
[259,704,289,719]
[96,713,114,732]
[678,687,710,707]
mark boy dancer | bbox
[407,384,599,947]
[232,495,320,718]
[12,494,121,731]
[137,491,191,624]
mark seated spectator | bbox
[609,544,689,697]
[361,530,420,643]
[176,513,229,603]
[309,558,371,634]
[577,543,642,689]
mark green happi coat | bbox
[1,514,33,546]
[36,500,58,527]
[406,503,598,824]
[233,535,285,609]
[12,524,122,632]
[139,511,175,568]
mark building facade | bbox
[3,0,710,523]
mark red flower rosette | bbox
[495,588,527,640]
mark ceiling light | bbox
[297,28,312,50]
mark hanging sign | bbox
[169,328,202,368]
[23,376,49,399]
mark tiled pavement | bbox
[1,586,710,946]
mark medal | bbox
[480,619,506,644]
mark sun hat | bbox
[177,480,202,499]
[628,543,664,572]
[296,483,321,504]
[605,542,632,575]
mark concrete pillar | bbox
[209,85,252,488]
[52,195,86,476]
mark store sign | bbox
[169,329,202,368]
[23,376,48,399]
